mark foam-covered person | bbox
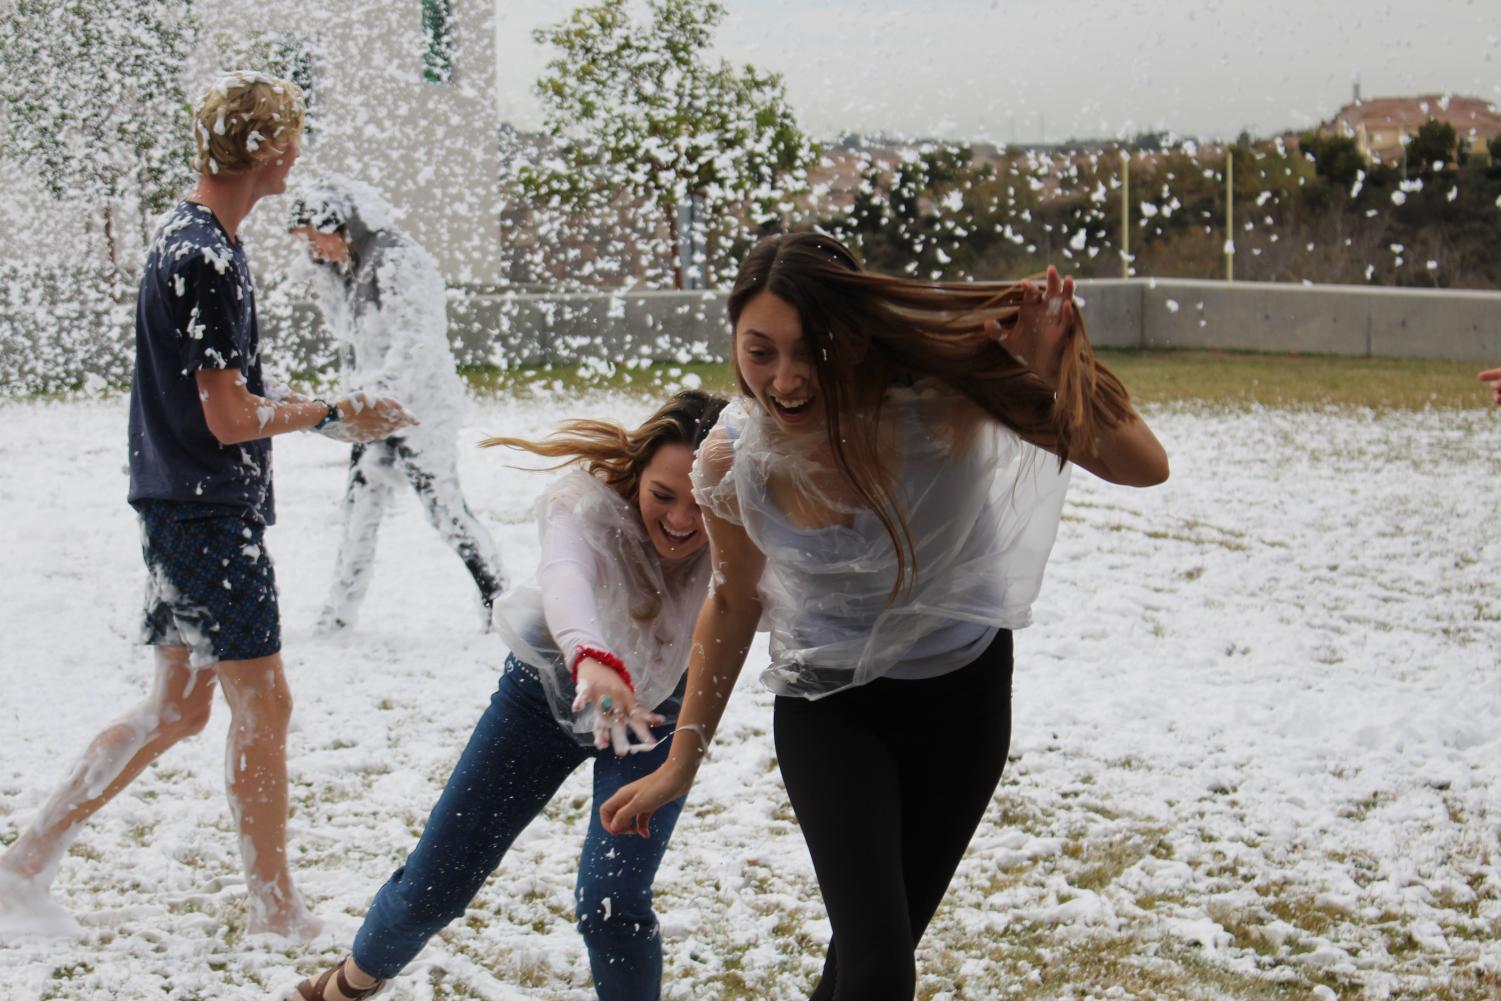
[602,235,1170,1000]
[288,177,507,631]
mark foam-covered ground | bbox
[1,394,1497,1000]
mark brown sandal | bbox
[291,958,386,1000]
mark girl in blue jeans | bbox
[291,390,727,1001]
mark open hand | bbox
[574,657,663,755]
[986,265,1078,389]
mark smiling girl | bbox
[290,390,726,1001]
[601,234,1168,1000]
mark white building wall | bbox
[1,3,505,286]
[198,0,504,285]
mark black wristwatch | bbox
[313,399,341,430]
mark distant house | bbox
[1324,94,1501,166]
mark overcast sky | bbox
[493,0,1500,143]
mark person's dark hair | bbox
[481,389,728,506]
[727,231,1135,595]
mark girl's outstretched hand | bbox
[574,657,663,755]
[600,759,696,838]
[986,265,1078,389]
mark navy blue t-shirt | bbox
[128,201,275,524]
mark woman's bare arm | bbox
[599,504,766,837]
[988,267,1169,487]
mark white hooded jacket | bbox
[293,178,468,453]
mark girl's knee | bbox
[376,870,469,937]
[575,885,657,943]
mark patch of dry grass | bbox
[1098,348,1493,410]
[463,349,1497,412]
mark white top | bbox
[492,470,713,740]
[302,208,468,454]
[692,380,1071,700]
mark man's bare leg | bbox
[215,652,320,940]
[0,646,217,899]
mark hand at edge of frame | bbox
[1478,367,1501,406]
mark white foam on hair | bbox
[301,174,399,233]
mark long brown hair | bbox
[726,232,1135,595]
[481,389,728,505]
[482,390,728,620]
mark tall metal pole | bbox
[1121,152,1131,278]
[1225,147,1235,282]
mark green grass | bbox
[8,350,1491,411]
[916,926,1340,1001]
[456,350,1497,411]
[1096,348,1494,410]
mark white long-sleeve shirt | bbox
[493,470,714,741]
[537,500,612,667]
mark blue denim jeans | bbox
[352,656,687,1000]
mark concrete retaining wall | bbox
[447,290,730,368]
[3,278,1498,393]
[446,279,1501,367]
[1075,279,1501,363]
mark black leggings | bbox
[774,630,1013,1001]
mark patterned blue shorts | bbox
[136,500,281,667]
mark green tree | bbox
[827,144,1002,280]
[522,0,816,288]
[0,0,197,289]
[1301,132,1366,189]
[1406,118,1459,173]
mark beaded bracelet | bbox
[573,646,635,694]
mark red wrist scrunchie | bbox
[572,646,635,694]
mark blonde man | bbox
[0,72,410,941]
